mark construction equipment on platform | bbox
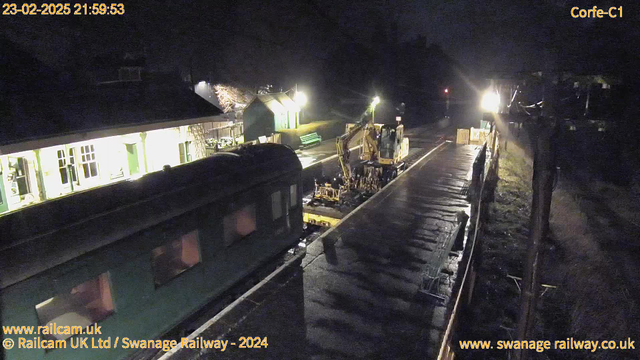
[318,119,408,203]
[304,100,409,227]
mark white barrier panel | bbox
[470,127,490,145]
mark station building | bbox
[0,74,224,216]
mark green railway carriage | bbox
[0,144,303,360]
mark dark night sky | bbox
[2,0,637,89]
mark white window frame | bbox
[80,144,99,179]
[57,148,78,186]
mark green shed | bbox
[243,93,300,142]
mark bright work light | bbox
[294,91,308,107]
[481,91,500,113]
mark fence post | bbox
[514,118,557,360]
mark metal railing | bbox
[437,130,500,360]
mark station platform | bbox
[161,143,480,360]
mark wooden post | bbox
[504,128,508,151]
[514,116,556,360]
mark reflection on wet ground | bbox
[167,144,478,360]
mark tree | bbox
[213,84,253,113]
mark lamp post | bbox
[371,96,380,123]
[360,96,381,159]
[444,88,450,117]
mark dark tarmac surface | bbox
[163,142,480,360]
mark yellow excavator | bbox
[304,115,409,227]
[312,116,372,203]
[313,113,409,204]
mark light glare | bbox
[481,91,500,113]
[294,91,308,107]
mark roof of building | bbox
[248,92,300,114]
[1,83,223,147]
[273,92,300,112]
[0,38,222,149]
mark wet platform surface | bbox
[165,143,479,360]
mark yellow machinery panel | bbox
[456,129,470,144]
[303,210,342,227]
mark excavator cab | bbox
[378,124,405,165]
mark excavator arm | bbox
[313,111,380,204]
[336,120,365,189]
[336,114,380,188]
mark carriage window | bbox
[151,230,201,286]
[35,272,114,341]
[271,191,282,220]
[289,184,297,208]
[224,204,256,246]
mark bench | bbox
[299,132,322,147]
